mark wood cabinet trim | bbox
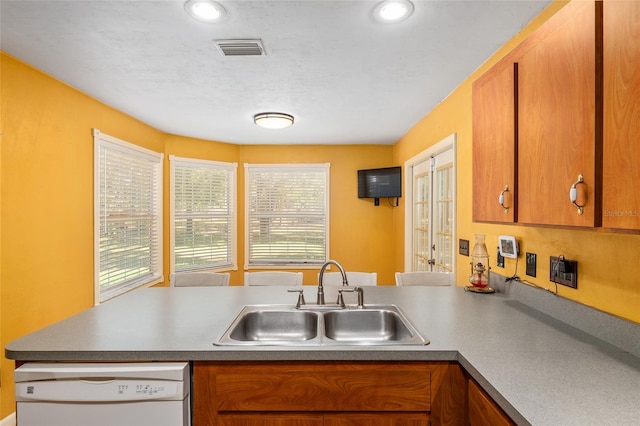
[468,379,515,426]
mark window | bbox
[93,129,163,304]
[245,163,330,268]
[170,156,237,273]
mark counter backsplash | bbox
[491,272,640,358]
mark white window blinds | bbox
[245,163,329,267]
[170,156,237,272]
[93,129,163,304]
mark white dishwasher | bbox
[14,362,190,426]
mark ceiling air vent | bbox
[214,39,265,56]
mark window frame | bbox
[169,155,238,275]
[93,129,164,305]
[244,163,330,269]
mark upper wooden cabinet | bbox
[472,58,517,223]
[603,0,640,230]
[516,0,601,227]
[472,0,604,228]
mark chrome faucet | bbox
[317,260,348,305]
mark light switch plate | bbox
[459,239,469,256]
[526,252,537,277]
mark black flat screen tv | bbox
[357,166,402,204]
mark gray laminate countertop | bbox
[6,284,640,425]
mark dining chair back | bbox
[244,271,303,286]
[318,272,377,286]
[171,272,230,287]
[395,271,452,286]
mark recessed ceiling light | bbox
[184,0,227,23]
[373,0,414,23]
[254,113,295,130]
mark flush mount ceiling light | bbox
[253,113,295,130]
[373,0,414,23]
[184,0,227,22]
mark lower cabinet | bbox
[468,379,515,426]
[193,361,464,426]
[193,361,511,426]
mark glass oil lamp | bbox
[469,234,490,288]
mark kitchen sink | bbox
[228,310,319,343]
[323,309,417,343]
[215,304,428,346]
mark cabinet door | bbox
[324,414,429,426]
[603,0,640,230]
[472,58,517,223]
[468,380,514,426]
[517,0,601,227]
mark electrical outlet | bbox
[526,252,537,277]
[459,239,469,256]
[550,256,578,289]
[496,247,505,268]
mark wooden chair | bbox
[244,271,303,286]
[318,272,377,286]
[395,271,452,286]
[171,272,230,287]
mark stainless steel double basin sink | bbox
[215,304,428,346]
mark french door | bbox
[404,135,456,273]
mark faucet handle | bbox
[338,287,365,309]
[337,287,355,308]
[287,289,306,308]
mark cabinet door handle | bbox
[569,174,585,215]
[498,185,510,213]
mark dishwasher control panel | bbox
[16,379,184,402]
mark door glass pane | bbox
[413,173,430,271]
[434,163,453,272]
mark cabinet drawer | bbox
[205,362,431,412]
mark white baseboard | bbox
[0,412,16,426]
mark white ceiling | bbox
[1,0,551,145]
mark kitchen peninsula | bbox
[6,284,640,425]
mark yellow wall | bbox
[393,1,640,324]
[0,54,166,415]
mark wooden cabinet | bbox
[193,361,465,426]
[468,379,515,426]
[472,0,640,232]
[472,57,518,223]
[472,0,604,228]
[516,0,601,227]
[603,0,640,230]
